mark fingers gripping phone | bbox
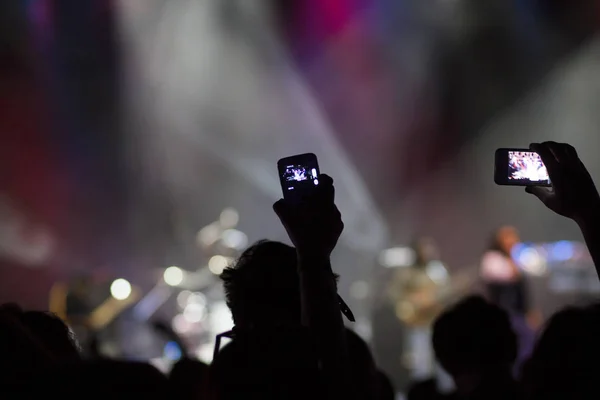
[277,153,320,201]
[494,148,551,186]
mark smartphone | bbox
[494,148,551,186]
[277,153,320,201]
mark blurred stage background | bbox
[1,0,600,389]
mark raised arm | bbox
[526,142,600,276]
[273,174,348,396]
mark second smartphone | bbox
[494,148,551,186]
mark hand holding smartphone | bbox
[277,153,320,201]
[275,153,355,322]
[495,148,551,187]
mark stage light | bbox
[110,278,132,300]
[426,260,449,283]
[519,247,547,276]
[196,345,215,364]
[511,243,526,260]
[197,223,221,247]
[219,208,239,228]
[177,290,192,308]
[177,290,206,309]
[378,247,415,268]
[187,292,206,306]
[163,341,182,361]
[164,266,184,286]
[183,303,205,323]
[209,301,233,339]
[551,241,575,262]
[172,314,190,334]
[208,255,229,275]
[222,229,248,250]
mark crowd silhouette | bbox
[2,141,600,399]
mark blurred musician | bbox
[480,226,541,369]
[50,274,140,354]
[389,237,451,380]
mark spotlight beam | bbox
[118,0,388,252]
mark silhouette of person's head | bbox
[221,240,299,329]
[169,358,208,399]
[0,303,80,363]
[525,303,600,400]
[432,296,517,395]
[216,241,344,399]
[221,240,337,330]
[19,310,81,362]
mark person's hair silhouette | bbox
[19,310,81,362]
[221,240,338,329]
[432,296,518,399]
[213,240,336,399]
[525,303,600,400]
